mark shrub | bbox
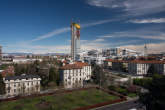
[115,87,128,95]
[108,85,116,91]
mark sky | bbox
[0,0,165,54]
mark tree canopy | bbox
[139,74,165,110]
[0,74,5,94]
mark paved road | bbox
[93,99,144,110]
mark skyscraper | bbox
[144,43,148,57]
[0,46,2,64]
[71,22,81,61]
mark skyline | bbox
[0,0,165,54]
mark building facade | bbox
[60,62,91,88]
[104,59,128,72]
[104,59,165,75]
[3,75,41,96]
[128,60,165,75]
[0,45,2,63]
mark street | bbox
[93,99,144,110]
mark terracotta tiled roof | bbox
[130,60,165,64]
[60,62,89,70]
[105,59,128,63]
[105,59,165,64]
[112,60,128,63]
[74,62,89,66]
[62,60,67,63]
[105,59,113,62]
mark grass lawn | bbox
[127,93,137,98]
[0,88,119,110]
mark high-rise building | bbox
[0,45,2,63]
[71,22,81,61]
[144,43,148,57]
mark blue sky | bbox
[0,0,165,54]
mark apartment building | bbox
[60,62,91,88]
[128,60,165,75]
[104,59,113,69]
[112,60,128,72]
[104,59,128,72]
[105,59,165,75]
[3,74,41,96]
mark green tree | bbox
[139,75,165,110]
[49,67,56,82]
[147,64,157,76]
[92,65,102,84]
[0,74,5,94]
[92,65,107,87]
[133,78,152,88]
[40,75,49,88]
[49,67,60,86]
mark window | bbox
[8,89,10,93]
[14,89,16,93]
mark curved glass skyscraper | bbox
[71,22,80,61]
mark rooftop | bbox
[60,62,89,70]
[130,60,165,64]
[5,74,40,80]
[105,59,128,63]
[105,59,165,64]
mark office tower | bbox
[0,46,2,62]
[71,22,80,61]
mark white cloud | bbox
[31,27,70,42]
[5,37,110,54]
[30,19,117,42]
[4,43,70,54]
[93,38,105,42]
[81,19,117,28]
[128,18,165,23]
[87,0,165,16]
[80,37,110,51]
[98,26,165,41]
[120,42,165,53]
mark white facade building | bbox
[128,60,165,75]
[83,56,106,65]
[3,75,41,96]
[60,62,91,88]
[102,48,139,57]
[128,62,149,75]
